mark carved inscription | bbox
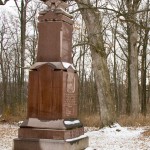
[65,94,76,105]
[63,72,77,117]
[64,93,77,117]
[66,72,75,93]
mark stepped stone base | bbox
[13,136,89,150]
[18,127,84,140]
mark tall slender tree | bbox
[125,0,141,115]
[14,0,31,103]
[140,0,150,116]
[75,0,116,126]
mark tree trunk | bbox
[113,20,119,115]
[19,0,26,103]
[141,0,149,116]
[126,0,140,116]
[14,0,28,103]
[141,30,149,116]
[130,28,140,115]
[75,0,116,126]
[0,25,8,108]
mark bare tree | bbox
[139,0,150,116]
[124,0,141,115]
[0,0,9,5]
[14,0,31,103]
[75,0,116,126]
[0,0,40,115]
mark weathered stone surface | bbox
[18,127,84,140]
[37,11,73,63]
[20,118,83,130]
[38,10,73,23]
[13,136,89,150]
[27,64,78,120]
[13,6,89,150]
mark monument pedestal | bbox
[13,118,88,150]
[13,136,88,150]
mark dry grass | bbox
[0,104,26,123]
[79,114,150,127]
[1,115,26,123]
[142,130,150,137]
[79,113,101,127]
[117,114,150,127]
[1,104,150,128]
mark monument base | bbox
[13,136,89,150]
[18,127,84,140]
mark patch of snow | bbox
[119,16,126,21]
[85,123,149,150]
[17,121,23,126]
[66,135,87,142]
[0,123,18,150]
[64,120,80,125]
[62,62,75,70]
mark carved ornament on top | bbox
[41,0,68,10]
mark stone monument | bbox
[13,0,89,150]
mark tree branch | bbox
[0,0,9,5]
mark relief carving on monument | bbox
[40,0,68,10]
[67,72,75,93]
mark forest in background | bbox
[0,0,150,126]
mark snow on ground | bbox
[0,123,149,150]
[0,123,18,150]
[85,123,150,150]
